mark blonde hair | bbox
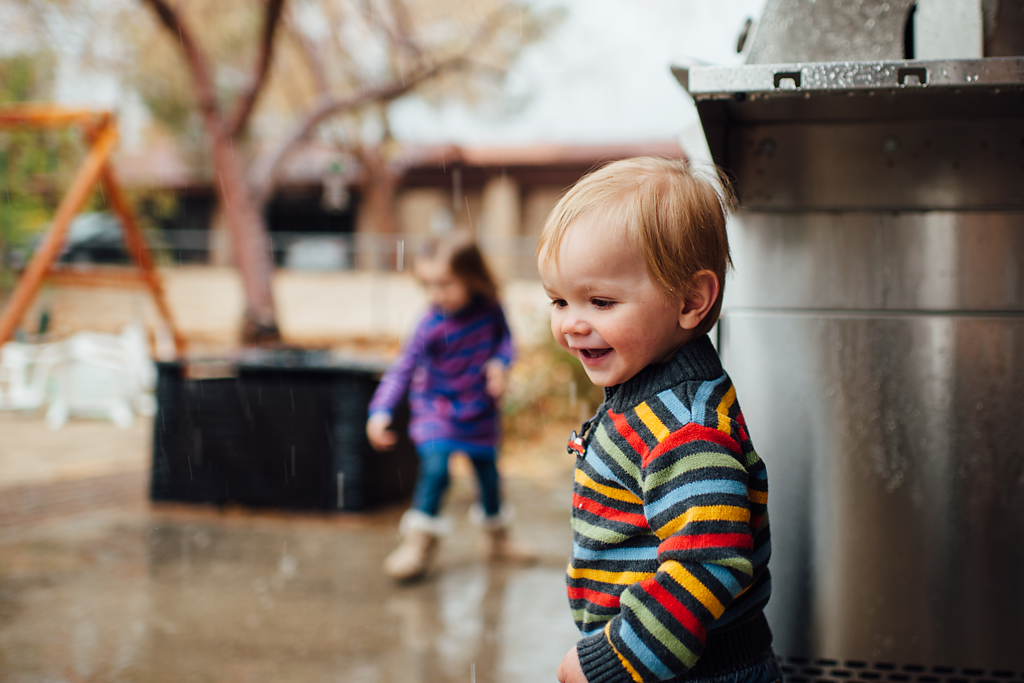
[417,230,499,301]
[537,157,733,337]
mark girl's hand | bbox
[484,359,507,398]
[366,413,397,451]
[556,646,588,683]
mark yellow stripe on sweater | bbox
[605,623,645,683]
[567,566,655,586]
[663,560,725,619]
[655,504,751,538]
[716,385,737,435]
[749,489,768,505]
[575,468,644,505]
[636,402,670,442]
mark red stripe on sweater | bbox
[658,533,753,555]
[568,585,621,609]
[610,410,650,460]
[640,579,706,642]
[573,493,650,529]
[643,423,741,467]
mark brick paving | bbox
[0,470,147,536]
[0,409,581,682]
[0,413,151,536]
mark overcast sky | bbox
[390,0,767,146]
[5,0,768,149]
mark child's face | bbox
[539,216,694,388]
[416,257,471,313]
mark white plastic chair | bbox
[45,325,157,430]
[0,341,63,411]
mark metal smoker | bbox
[676,1,1024,679]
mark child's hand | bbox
[366,413,397,451]
[484,359,507,398]
[556,646,588,683]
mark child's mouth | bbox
[579,348,610,360]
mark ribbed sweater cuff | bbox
[577,632,634,683]
[576,612,773,683]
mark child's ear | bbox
[678,271,720,331]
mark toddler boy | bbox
[538,157,779,683]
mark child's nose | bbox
[560,313,590,336]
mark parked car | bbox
[58,211,129,265]
[283,236,351,270]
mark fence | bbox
[156,230,541,279]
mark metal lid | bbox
[675,57,1024,98]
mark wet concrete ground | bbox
[0,415,580,682]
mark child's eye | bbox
[591,299,614,309]
[549,299,567,309]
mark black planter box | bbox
[150,350,417,512]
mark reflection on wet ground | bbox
[0,420,578,682]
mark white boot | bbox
[383,510,449,581]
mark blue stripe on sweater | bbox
[644,479,748,518]
[709,580,772,630]
[656,388,691,426]
[703,563,743,596]
[691,375,727,426]
[573,541,657,562]
[618,620,675,679]
[584,448,631,491]
[752,540,771,567]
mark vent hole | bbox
[773,71,802,89]
[898,67,927,86]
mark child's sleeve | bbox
[576,422,764,683]
[491,305,515,367]
[367,317,429,419]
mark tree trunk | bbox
[141,0,284,346]
[210,129,281,344]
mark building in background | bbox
[116,140,685,280]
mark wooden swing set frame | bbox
[0,105,186,356]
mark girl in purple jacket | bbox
[366,231,533,580]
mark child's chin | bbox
[582,369,616,388]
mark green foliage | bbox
[0,53,86,292]
[503,334,605,439]
[0,52,179,291]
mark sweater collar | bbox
[605,334,723,410]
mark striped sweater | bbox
[368,296,514,451]
[567,335,772,683]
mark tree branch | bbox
[284,8,330,95]
[141,0,221,128]
[249,67,442,205]
[379,0,423,65]
[250,4,515,205]
[225,0,287,138]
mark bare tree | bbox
[249,0,535,208]
[135,0,548,344]
[141,0,285,344]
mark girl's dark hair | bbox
[417,230,499,301]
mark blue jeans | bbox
[411,440,501,518]
[688,651,783,683]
